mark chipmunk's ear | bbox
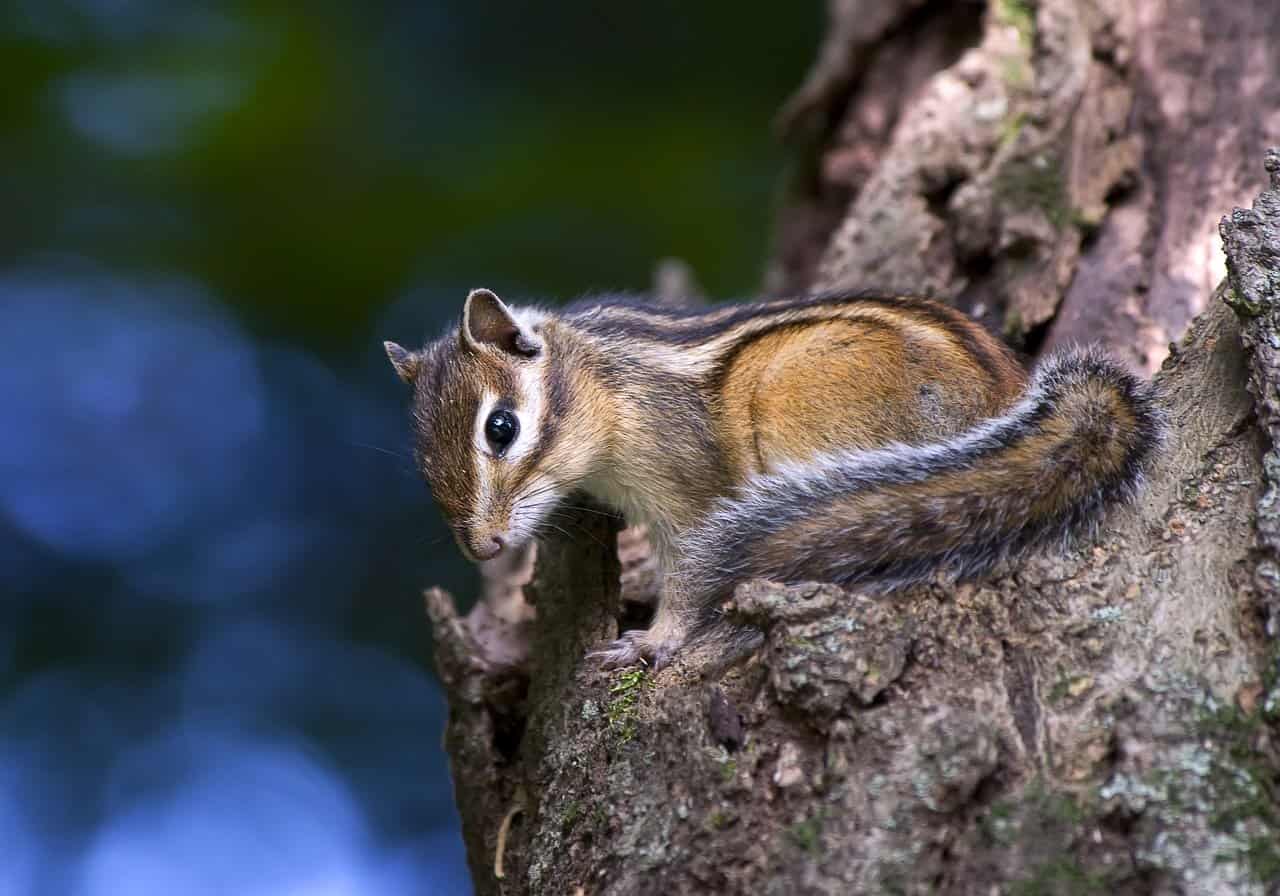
[461,288,541,357]
[384,341,421,385]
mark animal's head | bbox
[385,289,587,561]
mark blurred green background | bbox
[0,1,820,892]
[4,1,819,349]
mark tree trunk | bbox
[426,3,1280,893]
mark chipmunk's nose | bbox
[467,534,505,562]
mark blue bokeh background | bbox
[0,2,818,892]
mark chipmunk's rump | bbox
[678,348,1166,614]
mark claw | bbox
[650,642,676,672]
[588,630,649,670]
[588,628,684,671]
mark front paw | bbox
[589,630,648,669]
[588,629,683,671]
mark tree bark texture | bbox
[426,3,1280,893]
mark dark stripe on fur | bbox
[570,290,996,346]
[568,290,1021,393]
[571,331,727,506]
[514,347,570,484]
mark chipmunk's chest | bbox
[578,453,722,543]
[579,468,672,532]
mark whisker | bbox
[349,441,412,461]
[557,503,619,519]
[540,514,611,551]
[537,521,577,543]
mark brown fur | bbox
[718,315,1025,480]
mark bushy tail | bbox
[680,348,1165,619]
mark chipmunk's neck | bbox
[549,317,725,535]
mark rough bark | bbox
[426,3,1280,893]
[771,0,1280,372]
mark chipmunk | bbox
[386,288,1163,669]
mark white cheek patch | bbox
[471,390,497,520]
[503,361,544,463]
[472,390,499,456]
[509,474,561,545]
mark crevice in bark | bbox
[1001,639,1042,766]
[770,0,987,294]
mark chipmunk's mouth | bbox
[453,528,508,562]
[469,538,505,561]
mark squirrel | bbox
[385,288,1164,670]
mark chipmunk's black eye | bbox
[484,409,519,454]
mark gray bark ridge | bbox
[427,153,1280,895]
[1222,149,1280,645]
[773,0,1280,377]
